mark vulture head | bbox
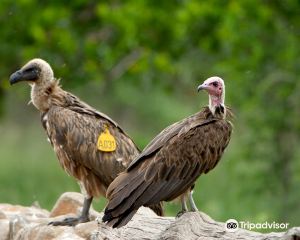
[9,58,54,86]
[197,76,225,115]
[9,58,58,112]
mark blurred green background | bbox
[0,0,299,231]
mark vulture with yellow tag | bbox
[9,58,163,226]
[102,76,233,228]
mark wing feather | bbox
[127,107,216,170]
[104,111,232,227]
[44,105,139,195]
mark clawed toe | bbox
[48,216,89,226]
[176,210,187,218]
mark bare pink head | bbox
[197,76,225,114]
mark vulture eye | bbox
[212,81,218,87]
[24,67,37,73]
[25,67,34,71]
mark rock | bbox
[49,192,100,223]
[0,211,6,220]
[50,192,84,217]
[0,202,50,240]
[0,203,49,219]
[75,221,98,239]
[0,192,299,240]
[0,219,10,240]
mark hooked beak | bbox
[197,83,208,92]
[10,71,23,85]
[9,69,38,85]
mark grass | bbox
[0,120,78,209]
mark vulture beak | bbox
[10,70,23,85]
[9,69,39,85]
[197,83,207,92]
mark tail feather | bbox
[110,179,150,218]
[146,180,179,204]
[103,161,166,227]
[103,182,165,227]
[114,209,138,228]
[104,202,163,228]
[103,169,151,227]
[104,215,118,227]
[107,170,144,209]
[107,171,136,196]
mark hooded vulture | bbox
[9,58,163,226]
[102,76,233,228]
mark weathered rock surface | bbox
[0,192,299,240]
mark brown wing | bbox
[104,109,232,227]
[63,92,124,130]
[127,107,216,170]
[43,104,139,197]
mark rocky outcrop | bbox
[0,192,299,240]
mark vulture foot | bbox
[49,197,93,226]
[49,216,90,226]
[176,210,187,218]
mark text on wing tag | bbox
[97,125,116,152]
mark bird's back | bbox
[42,90,140,197]
[104,106,232,227]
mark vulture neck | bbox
[208,93,225,118]
[30,80,63,113]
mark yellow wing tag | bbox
[97,125,116,152]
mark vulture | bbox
[102,76,233,228]
[9,58,163,226]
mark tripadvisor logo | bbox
[225,219,239,232]
[225,219,289,232]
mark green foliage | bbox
[0,0,299,230]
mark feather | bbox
[103,80,233,227]
[10,59,164,225]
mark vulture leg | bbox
[176,194,188,218]
[49,197,93,226]
[188,190,198,212]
